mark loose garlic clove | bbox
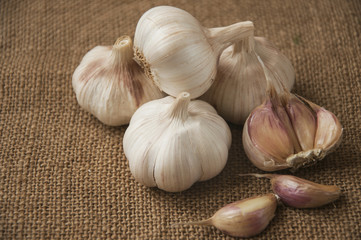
[241,174,341,208]
[200,35,295,124]
[134,6,254,99]
[242,58,343,171]
[271,175,340,208]
[175,194,278,237]
[72,36,164,126]
[123,92,232,192]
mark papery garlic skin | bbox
[134,6,254,98]
[123,92,232,192]
[201,36,295,124]
[72,36,163,126]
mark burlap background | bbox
[1,0,360,239]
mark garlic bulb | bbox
[123,92,232,192]
[72,36,163,126]
[134,6,254,98]
[242,58,342,171]
[201,35,295,124]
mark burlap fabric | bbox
[1,0,360,239]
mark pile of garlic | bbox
[72,6,342,192]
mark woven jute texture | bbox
[1,0,360,239]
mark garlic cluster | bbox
[242,58,342,171]
[123,92,231,192]
[134,6,254,98]
[72,36,163,126]
[70,5,345,238]
[201,35,295,124]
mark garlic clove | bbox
[242,57,342,171]
[273,95,303,153]
[283,94,317,151]
[241,174,341,208]
[200,35,295,124]
[247,101,295,162]
[123,92,231,192]
[271,175,341,208]
[302,97,343,151]
[134,6,254,99]
[72,36,164,126]
[187,115,231,181]
[175,194,278,237]
[153,93,203,192]
[242,118,289,172]
[314,109,343,151]
[153,125,203,192]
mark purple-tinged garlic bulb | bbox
[242,57,342,171]
[72,36,163,126]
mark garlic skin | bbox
[134,6,254,98]
[242,58,342,171]
[72,36,163,126]
[123,92,232,192]
[201,35,295,124]
[176,194,278,237]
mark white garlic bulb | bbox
[134,6,254,98]
[123,92,232,192]
[201,35,295,124]
[72,36,164,126]
[242,58,342,171]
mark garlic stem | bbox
[206,21,254,55]
[167,92,191,122]
[233,34,255,54]
[111,36,134,66]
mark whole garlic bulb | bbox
[72,36,163,126]
[123,92,232,192]
[201,35,295,124]
[134,6,254,98]
[242,58,342,171]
